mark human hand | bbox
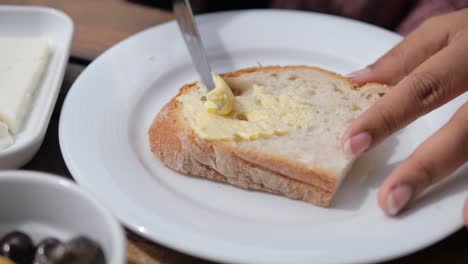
[343,9,468,223]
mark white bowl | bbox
[0,6,73,169]
[0,170,126,263]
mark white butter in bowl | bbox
[0,122,13,150]
[0,37,50,151]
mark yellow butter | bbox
[204,72,235,115]
[179,82,315,141]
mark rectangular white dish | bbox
[0,5,74,169]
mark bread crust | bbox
[149,66,385,207]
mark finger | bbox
[378,102,468,216]
[343,40,468,156]
[348,17,449,85]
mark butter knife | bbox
[173,0,215,90]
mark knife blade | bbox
[173,0,215,90]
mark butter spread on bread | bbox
[149,66,389,207]
[180,83,314,140]
[204,72,235,115]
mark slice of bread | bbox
[149,66,388,207]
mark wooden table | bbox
[1,1,467,263]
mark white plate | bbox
[59,10,468,264]
[0,6,73,169]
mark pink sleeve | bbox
[396,0,468,35]
[271,0,468,35]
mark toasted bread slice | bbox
[149,66,388,207]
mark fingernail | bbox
[343,132,372,158]
[387,185,413,216]
[346,67,372,79]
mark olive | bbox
[48,236,105,264]
[33,238,62,264]
[0,231,35,264]
[93,249,106,264]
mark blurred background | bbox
[2,0,466,61]
[129,0,468,36]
